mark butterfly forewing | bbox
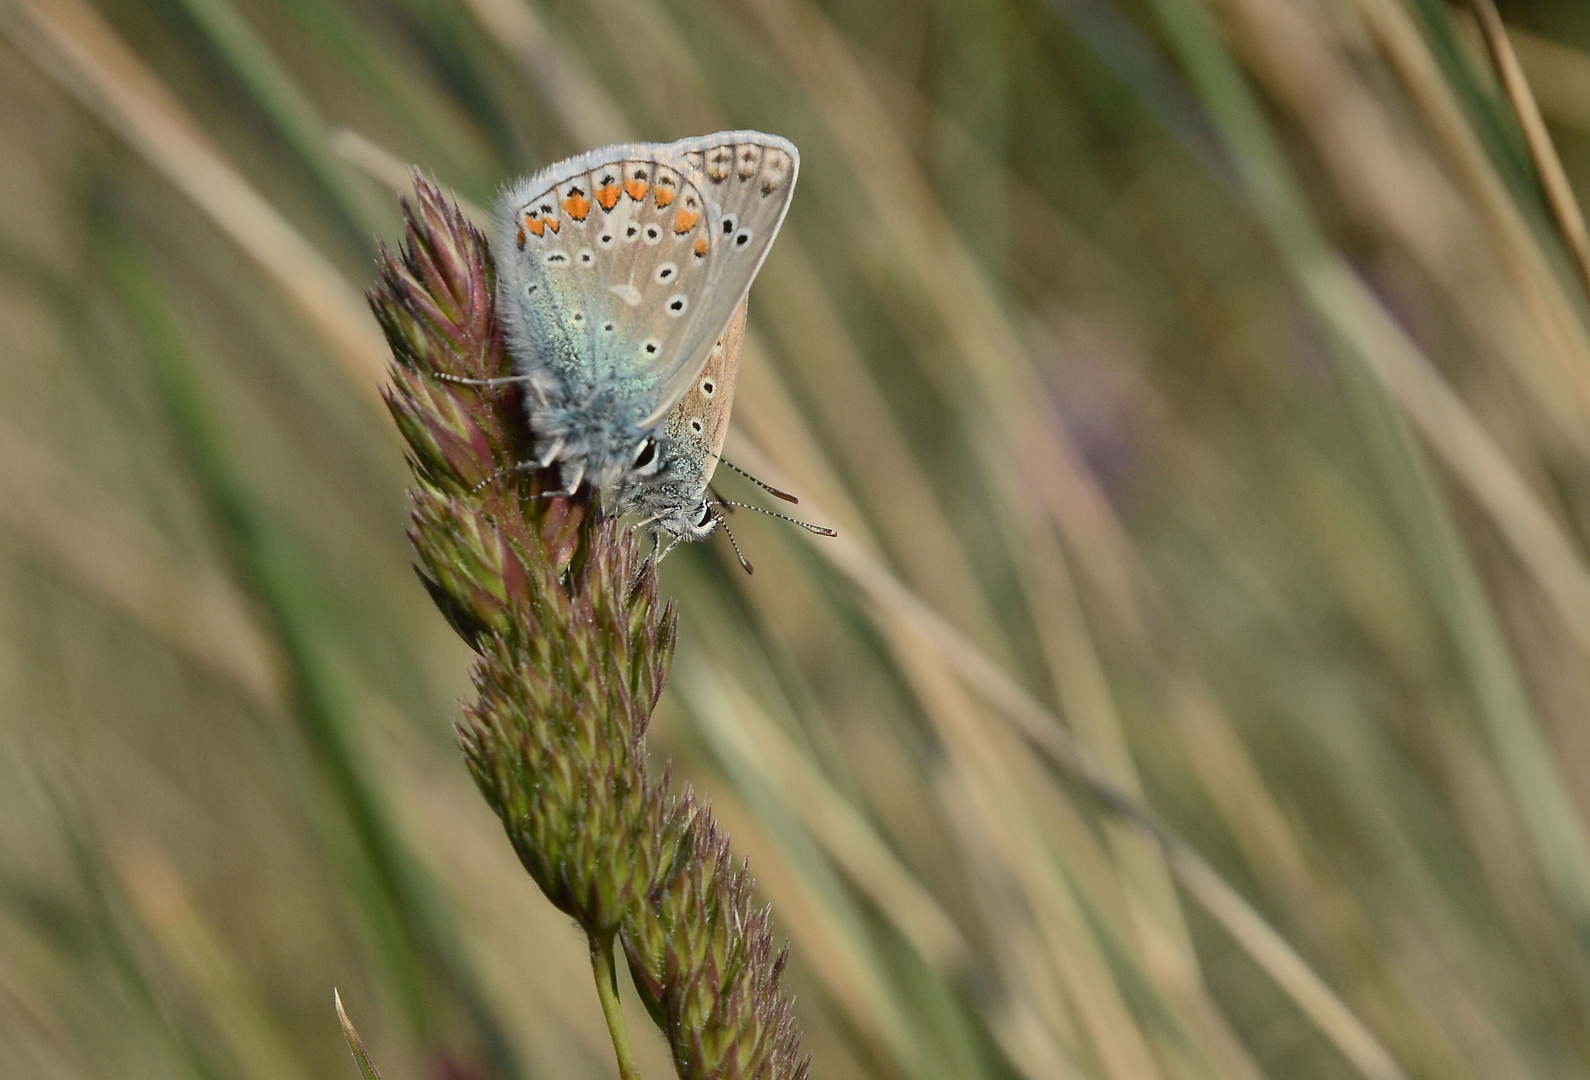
[497,147,725,423]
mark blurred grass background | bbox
[4,0,1590,1076]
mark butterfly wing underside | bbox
[494,131,796,440]
[494,144,723,423]
[642,131,798,426]
[660,296,748,505]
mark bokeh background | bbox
[6,0,1590,1077]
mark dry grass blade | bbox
[1161,0,1590,939]
[334,129,488,224]
[0,0,387,392]
[741,0,1146,640]
[891,630,1167,1080]
[1467,0,1590,305]
[0,421,282,710]
[335,991,385,1080]
[1165,851,1408,1080]
[453,0,629,145]
[728,439,1408,1080]
[1314,258,1590,671]
[684,663,970,973]
[1323,0,1590,447]
[1502,22,1590,135]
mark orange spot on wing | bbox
[654,186,676,208]
[673,209,699,234]
[693,235,709,257]
[545,218,560,234]
[596,184,620,210]
[516,226,526,249]
[524,214,545,237]
[625,180,649,201]
[563,193,590,220]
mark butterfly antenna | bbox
[716,513,755,575]
[717,458,800,504]
[708,482,734,513]
[719,502,838,537]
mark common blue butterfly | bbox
[492,131,799,547]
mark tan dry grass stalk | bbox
[1466,0,1590,306]
[0,0,388,389]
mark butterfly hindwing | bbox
[660,296,748,506]
[647,131,798,426]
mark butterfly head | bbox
[663,498,722,543]
[616,473,719,542]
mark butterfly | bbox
[491,131,799,547]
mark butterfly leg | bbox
[433,372,532,388]
[470,458,539,494]
[655,535,685,565]
[536,438,566,469]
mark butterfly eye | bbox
[633,441,656,469]
[697,504,715,528]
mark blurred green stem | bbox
[590,932,643,1080]
[169,0,388,240]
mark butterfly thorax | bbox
[522,372,657,492]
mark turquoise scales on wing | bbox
[493,131,798,539]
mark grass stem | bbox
[590,933,643,1080]
[1468,0,1590,306]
